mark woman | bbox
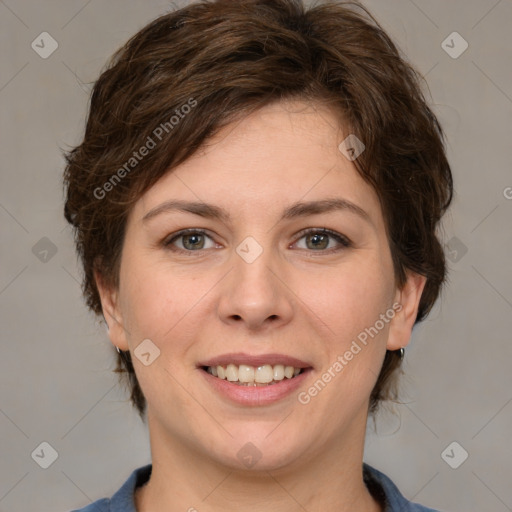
[64,0,453,510]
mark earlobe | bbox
[94,269,129,351]
[387,271,427,351]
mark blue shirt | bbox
[70,463,441,511]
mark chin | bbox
[207,427,309,472]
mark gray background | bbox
[1,0,511,511]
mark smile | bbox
[203,364,303,386]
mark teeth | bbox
[225,363,238,382]
[273,364,285,380]
[238,364,254,383]
[255,364,273,383]
[206,363,303,384]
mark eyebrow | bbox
[142,197,371,224]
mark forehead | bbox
[131,100,384,230]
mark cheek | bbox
[118,255,218,369]
[318,256,394,336]
[306,253,394,405]
[118,256,183,344]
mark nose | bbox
[216,241,294,332]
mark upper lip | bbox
[198,352,312,369]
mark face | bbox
[97,100,425,472]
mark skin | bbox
[96,99,426,512]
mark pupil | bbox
[309,233,327,250]
[185,234,203,249]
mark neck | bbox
[135,409,382,512]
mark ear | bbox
[94,268,129,351]
[387,271,427,351]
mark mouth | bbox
[197,353,313,405]
[201,363,305,386]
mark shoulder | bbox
[363,463,442,512]
[67,464,152,512]
[69,498,110,511]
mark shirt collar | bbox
[108,462,433,512]
[109,463,151,512]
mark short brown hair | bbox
[63,0,453,419]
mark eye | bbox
[164,229,216,253]
[163,227,351,254]
[293,228,351,253]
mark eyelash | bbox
[163,228,352,255]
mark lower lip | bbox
[199,368,312,406]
